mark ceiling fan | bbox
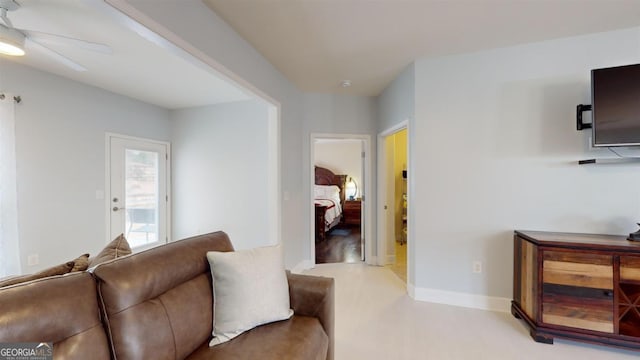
[0,0,112,72]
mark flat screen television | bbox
[591,63,640,147]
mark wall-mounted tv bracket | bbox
[576,104,592,130]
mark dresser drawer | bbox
[343,200,361,225]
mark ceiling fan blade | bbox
[22,29,112,54]
[25,38,87,72]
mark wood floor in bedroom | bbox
[315,225,362,264]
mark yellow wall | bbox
[393,129,407,241]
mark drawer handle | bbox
[604,290,613,297]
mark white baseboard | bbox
[409,285,510,313]
[407,283,416,298]
[290,259,314,274]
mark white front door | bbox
[108,134,169,250]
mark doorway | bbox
[378,124,409,283]
[107,133,170,250]
[311,134,371,265]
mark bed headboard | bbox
[314,166,347,206]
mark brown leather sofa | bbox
[0,231,334,360]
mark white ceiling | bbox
[204,0,640,96]
[0,0,251,109]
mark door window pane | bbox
[125,149,159,247]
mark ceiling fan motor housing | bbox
[0,0,24,56]
[0,24,24,55]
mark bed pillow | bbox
[314,185,340,199]
[206,244,293,346]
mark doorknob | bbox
[112,207,125,212]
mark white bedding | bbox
[314,185,342,230]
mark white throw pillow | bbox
[207,244,293,346]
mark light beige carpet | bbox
[385,241,407,283]
[304,263,638,360]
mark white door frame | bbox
[310,133,373,265]
[105,132,171,247]
[377,121,410,276]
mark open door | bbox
[313,138,364,264]
[378,126,408,283]
[311,134,372,266]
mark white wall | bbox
[304,94,378,135]
[413,27,640,300]
[125,0,305,268]
[377,63,415,131]
[0,60,170,273]
[314,140,363,199]
[170,100,270,249]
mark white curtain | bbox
[0,94,21,277]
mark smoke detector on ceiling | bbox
[340,80,352,88]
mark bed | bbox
[314,166,346,242]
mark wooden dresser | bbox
[343,200,361,226]
[513,230,640,350]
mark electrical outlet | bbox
[27,254,39,266]
[473,261,482,274]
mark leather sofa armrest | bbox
[287,271,335,360]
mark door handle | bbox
[112,207,126,212]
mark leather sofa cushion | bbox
[287,272,334,360]
[187,315,329,360]
[0,272,111,360]
[93,231,234,359]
